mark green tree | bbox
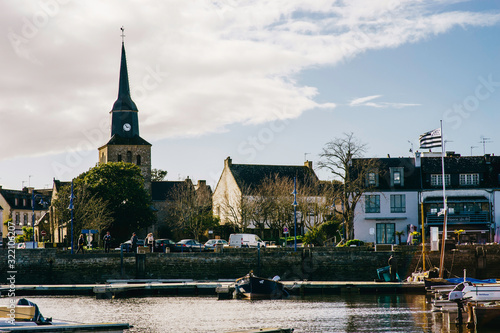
[53,162,155,243]
[81,162,155,241]
[151,168,168,181]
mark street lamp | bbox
[292,177,298,252]
[68,180,75,254]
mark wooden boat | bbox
[465,303,500,329]
[0,298,130,332]
[235,272,288,300]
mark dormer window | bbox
[366,170,379,187]
[390,167,404,186]
[459,173,479,186]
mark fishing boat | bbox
[234,272,288,300]
[0,298,130,332]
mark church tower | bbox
[98,30,152,191]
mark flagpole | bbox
[438,120,447,278]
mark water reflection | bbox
[3,294,497,333]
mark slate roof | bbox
[229,163,318,194]
[351,157,421,190]
[54,180,71,192]
[0,189,51,210]
[111,42,138,112]
[352,154,500,191]
[102,134,151,147]
[151,181,190,201]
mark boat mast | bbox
[438,120,447,278]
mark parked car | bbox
[115,239,144,252]
[229,233,266,248]
[204,239,228,251]
[175,239,204,252]
[154,238,176,252]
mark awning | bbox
[424,196,489,203]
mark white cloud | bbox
[0,0,498,161]
[349,95,420,108]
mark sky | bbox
[1,0,500,191]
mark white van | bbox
[229,233,266,248]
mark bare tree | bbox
[51,183,113,245]
[217,187,253,232]
[318,132,380,241]
[170,181,218,240]
[256,174,294,239]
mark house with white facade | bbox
[353,152,500,245]
[212,156,320,236]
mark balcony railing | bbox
[426,211,490,225]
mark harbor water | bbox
[4,294,496,332]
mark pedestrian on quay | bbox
[76,234,85,254]
[131,232,138,253]
[103,231,112,253]
[388,255,399,282]
[146,233,154,252]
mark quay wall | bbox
[2,245,500,284]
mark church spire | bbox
[111,27,138,112]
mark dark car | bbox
[175,239,203,252]
[115,239,144,252]
[154,238,176,252]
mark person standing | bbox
[131,232,138,253]
[103,231,112,253]
[146,233,154,252]
[76,234,85,254]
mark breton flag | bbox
[419,128,442,149]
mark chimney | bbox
[485,154,491,164]
[198,180,206,187]
[415,152,421,168]
[304,160,313,169]
[225,156,232,167]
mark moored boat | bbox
[449,281,500,302]
[0,298,130,332]
[235,272,288,300]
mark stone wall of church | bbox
[100,144,152,191]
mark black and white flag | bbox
[419,128,442,148]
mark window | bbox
[117,154,122,162]
[431,174,450,186]
[376,223,395,244]
[126,151,132,163]
[23,214,28,226]
[393,172,401,184]
[459,173,479,186]
[390,194,406,213]
[365,195,380,213]
[136,155,141,166]
[15,213,20,226]
[390,167,404,186]
[366,170,379,187]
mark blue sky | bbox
[1,0,500,190]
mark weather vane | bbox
[120,26,125,43]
